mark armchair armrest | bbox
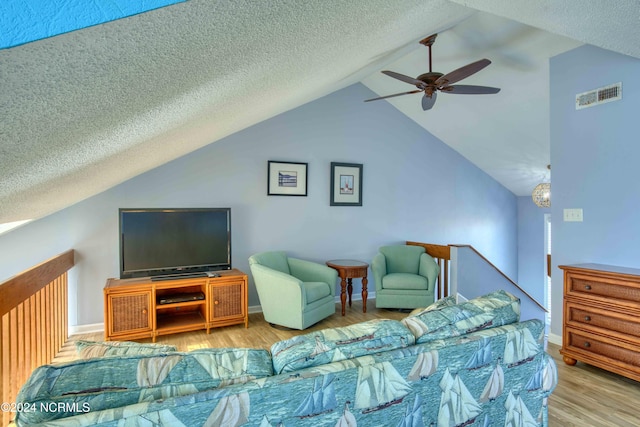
[288,258,338,296]
[371,253,387,292]
[418,253,440,290]
[250,264,307,306]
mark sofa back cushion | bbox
[407,295,457,317]
[15,348,273,425]
[379,245,425,274]
[248,250,290,274]
[75,340,177,359]
[402,290,521,344]
[271,319,415,374]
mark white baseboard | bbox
[248,291,374,316]
[248,304,262,314]
[456,293,468,303]
[548,332,562,346]
[69,322,104,335]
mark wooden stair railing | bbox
[0,250,74,427]
[407,241,546,313]
[406,241,450,300]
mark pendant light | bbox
[532,165,551,208]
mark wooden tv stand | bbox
[104,269,248,342]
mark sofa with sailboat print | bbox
[14,290,557,426]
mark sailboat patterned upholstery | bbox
[15,291,557,426]
[403,289,521,343]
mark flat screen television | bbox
[119,208,231,279]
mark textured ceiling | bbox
[1,0,639,227]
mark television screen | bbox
[119,208,231,279]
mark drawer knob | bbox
[214,300,219,305]
[584,341,591,348]
[584,285,592,290]
[584,316,591,321]
[142,309,148,315]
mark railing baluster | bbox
[0,250,74,426]
[17,304,25,403]
[9,309,18,410]
[2,313,9,426]
[443,258,449,298]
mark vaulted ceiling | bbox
[1,1,639,229]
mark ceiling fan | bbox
[365,34,500,110]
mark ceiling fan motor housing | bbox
[416,72,444,86]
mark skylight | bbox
[0,0,186,49]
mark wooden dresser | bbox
[559,263,640,382]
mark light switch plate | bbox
[563,208,583,222]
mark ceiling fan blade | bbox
[422,92,437,111]
[441,85,501,95]
[434,58,492,86]
[381,70,424,87]
[364,89,423,102]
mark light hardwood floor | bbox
[54,301,640,427]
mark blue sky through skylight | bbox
[0,0,186,49]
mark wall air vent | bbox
[576,82,622,110]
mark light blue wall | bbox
[0,83,518,326]
[550,45,640,337]
[517,196,550,305]
[454,246,546,322]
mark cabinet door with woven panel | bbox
[107,291,153,338]
[209,281,247,327]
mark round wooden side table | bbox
[326,259,369,315]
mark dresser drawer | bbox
[566,302,640,342]
[565,328,640,369]
[567,275,640,304]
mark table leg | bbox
[361,276,368,313]
[340,277,347,316]
[347,278,353,307]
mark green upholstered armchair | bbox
[371,245,440,309]
[248,251,338,330]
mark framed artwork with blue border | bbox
[330,162,362,206]
[267,161,308,196]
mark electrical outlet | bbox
[563,208,583,222]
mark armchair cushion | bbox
[382,273,429,290]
